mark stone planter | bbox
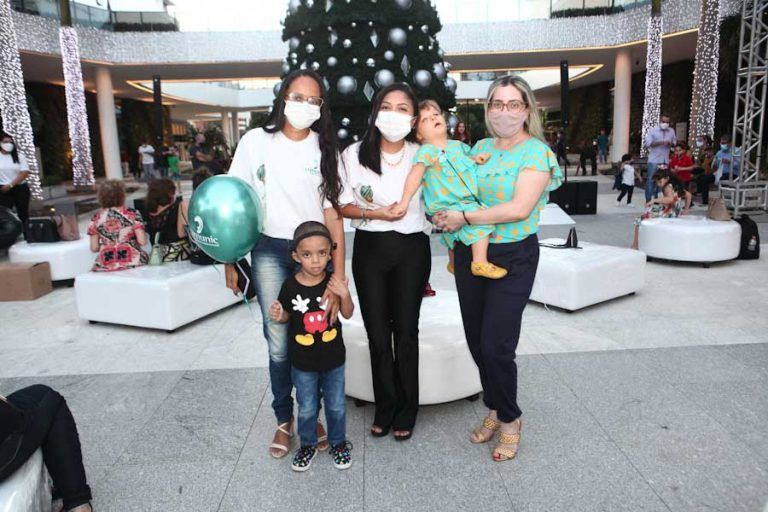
[41,185,67,200]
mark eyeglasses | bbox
[488,100,527,113]
[285,92,324,107]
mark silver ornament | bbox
[414,69,432,88]
[341,117,350,126]
[299,61,307,70]
[389,28,407,46]
[383,50,395,61]
[444,61,452,71]
[394,0,412,8]
[444,77,457,93]
[353,135,359,141]
[374,69,395,88]
[290,52,297,59]
[342,38,352,48]
[437,48,444,57]
[418,45,424,51]
[300,30,305,36]
[281,62,291,74]
[311,61,320,70]
[273,82,282,97]
[432,62,446,80]
[289,37,300,51]
[366,58,375,67]
[337,76,357,95]
[306,43,315,53]
[337,128,349,139]
[408,25,414,31]
[351,21,357,28]
[307,0,314,6]
[327,56,338,67]
[368,21,374,27]
[421,24,429,33]
[352,57,358,64]
[448,115,459,129]
[288,0,301,14]
[291,58,297,65]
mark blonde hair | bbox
[417,99,442,117]
[484,75,545,142]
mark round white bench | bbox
[0,449,52,512]
[638,216,741,265]
[343,290,481,405]
[9,237,94,281]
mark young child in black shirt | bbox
[269,221,354,472]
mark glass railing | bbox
[10,0,178,31]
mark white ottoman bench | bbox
[75,261,241,331]
[9,237,93,281]
[0,449,52,512]
[530,239,646,312]
[638,216,741,265]
[343,290,481,405]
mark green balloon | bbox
[187,175,263,263]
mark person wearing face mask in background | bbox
[713,135,739,183]
[226,70,345,459]
[0,132,31,240]
[431,76,563,462]
[339,83,432,442]
[643,115,676,201]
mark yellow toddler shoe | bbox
[470,262,508,280]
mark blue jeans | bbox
[645,162,660,201]
[251,235,299,424]
[292,364,346,447]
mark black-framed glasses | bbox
[488,100,527,113]
[285,92,324,107]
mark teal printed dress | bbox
[414,140,494,249]
[470,137,563,243]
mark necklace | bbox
[381,146,406,167]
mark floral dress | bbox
[87,207,149,272]
[635,184,684,225]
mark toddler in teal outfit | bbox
[395,100,507,279]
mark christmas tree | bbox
[281,0,457,143]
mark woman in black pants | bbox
[0,132,31,238]
[340,84,432,441]
[434,76,563,461]
[1,385,92,511]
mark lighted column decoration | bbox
[640,0,663,158]
[0,0,43,199]
[59,25,95,186]
[688,0,721,153]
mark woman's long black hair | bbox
[263,70,341,211]
[0,132,20,164]
[357,83,419,176]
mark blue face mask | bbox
[721,144,728,150]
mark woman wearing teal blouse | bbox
[433,76,563,462]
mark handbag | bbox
[26,217,60,243]
[54,214,80,241]
[539,227,581,249]
[706,198,731,221]
[148,232,166,265]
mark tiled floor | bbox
[2,176,767,511]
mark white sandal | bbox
[269,421,294,459]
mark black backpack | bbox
[736,215,760,260]
[26,217,60,243]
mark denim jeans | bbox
[292,364,346,447]
[645,162,660,201]
[251,235,299,424]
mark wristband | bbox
[462,211,471,225]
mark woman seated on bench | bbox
[146,178,191,262]
[632,168,692,249]
[1,385,92,512]
[88,180,148,272]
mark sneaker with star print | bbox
[329,440,353,470]
[291,445,316,472]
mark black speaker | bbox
[575,181,598,215]
[549,182,578,215]
[560,60,570,128]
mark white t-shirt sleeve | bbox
[227,129,261,189]
[17,153,29,172]
[338,146,357,206]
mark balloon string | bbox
[210,263,260,323]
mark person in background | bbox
[120,149,130,179]
[167,145,182,192]
[555,130,569,174]
[597,128,609,164]
[1,386,92,512]
[576,139,597,176]
[190,133,216,172]
[146,178,190,262]
[693,137,715,206]
[157,145,172,178]
[632,168,691,249]
[0,132,31,239]
[453,120,472,145]
[713,135,738,182]
[643,115,676,201]
[670,143,695,193]
[616,153,640,207]
[138,140,156,182]
[88,180,148,272]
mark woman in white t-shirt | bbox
[339,84,432,441]
[225,70,345,459]
[0,132,31,237]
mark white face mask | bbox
[660,122,669,130]
[375,111,414,142]
[1,142,14,153]
[284,100,321,130]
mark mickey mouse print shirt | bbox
[278,273,345,372]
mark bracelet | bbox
[462,211,471,225]
[361,207,368,224]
